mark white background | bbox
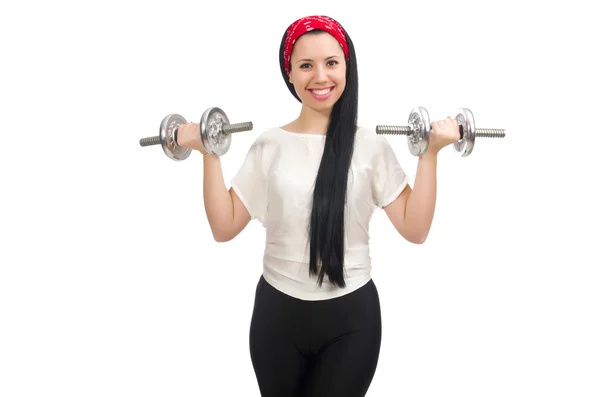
[1,0,598,396]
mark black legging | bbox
[249,275,382,397]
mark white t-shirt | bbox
[230,125,409,301]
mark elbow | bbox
[401,230,429,245]
[212,225,243,242]
[212,231,233,242]
[209,217,246,243]
[406,235,427,245]
[211,227,234,243]
[213,234,230,243]
[403,221,431,245]
[411,234,428,245]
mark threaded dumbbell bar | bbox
[376,107,505,157]
[139,107,253,160]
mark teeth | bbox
[311,88,332,95]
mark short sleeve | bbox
[230,140,267,224]
[372,136,409,208]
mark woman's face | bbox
[288,32,347,113]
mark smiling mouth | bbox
[308,87,334,95]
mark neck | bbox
[294,105,332,135]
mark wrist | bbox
[419,150,438,161]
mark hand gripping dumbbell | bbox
[375,107,505,157]
[139,107,253,160]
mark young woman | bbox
[178,14,460,397]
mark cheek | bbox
[335,76,347,91]
[291,74,309,88]
[334,69,346,84]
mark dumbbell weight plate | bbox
[407,106,431,156]
[453,108,475,157]
[160,114,192,161]
[200,107,231,156]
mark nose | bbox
[313,64,328,84]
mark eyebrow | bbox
[295,55,340,63]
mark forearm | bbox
[404,151,438,242]
[203,154,234,239]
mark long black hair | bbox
[278,21,359,288]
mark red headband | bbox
[283,15,349,75]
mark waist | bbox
[264,242,371,265]
[262,243,372,301]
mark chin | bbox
[309,103,336,114]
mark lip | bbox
[307,86,335,100]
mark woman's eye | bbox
[299,60,337,69]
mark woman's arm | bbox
[383,151,437,244]
[177,123,251,242]
[383,116,460,244]
[203,154,251,242]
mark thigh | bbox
[301,281,383,397]
[249,276,309,397]
[301,324,382,397]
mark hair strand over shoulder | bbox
[278,21,359,288]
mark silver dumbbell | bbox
[376,107,505,157]
[139,107,253,160]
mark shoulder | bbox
[240,127,284,167]
[244,127,284,152]
[250,127,280,144]
[355,125,394,152]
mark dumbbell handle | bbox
[139,121,253,147]
[376,125,505,138]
